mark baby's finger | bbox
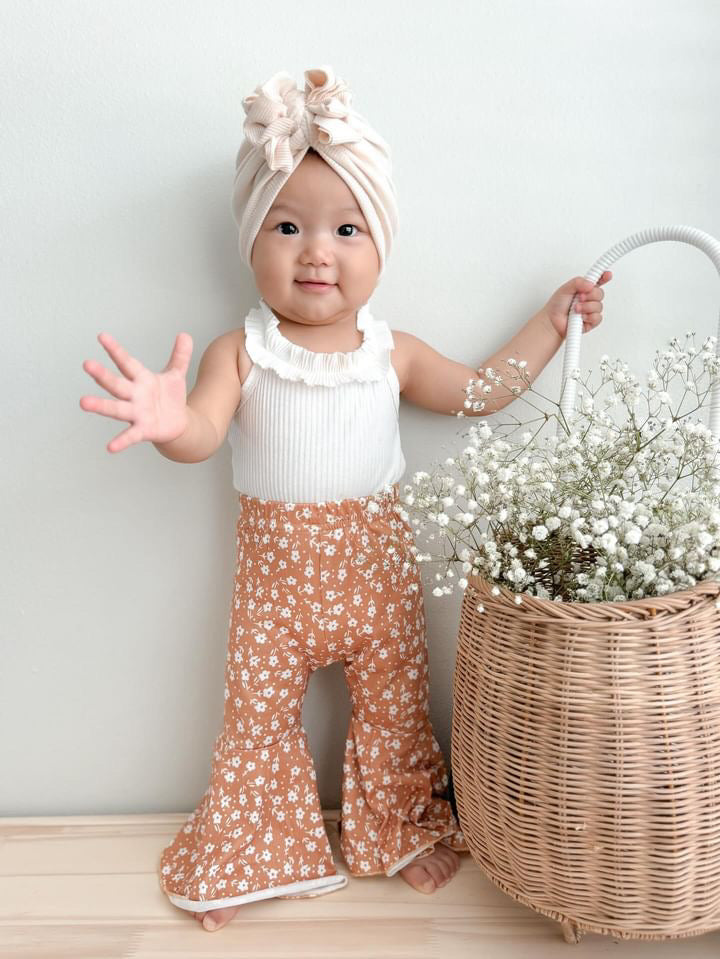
[79,394,135,422]
[107,423,144,454]
[82,358,133,400]
[97,333,145,381]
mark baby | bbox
[80,66,610,933]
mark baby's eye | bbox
[276,222,298,235]
[338,224,358,237]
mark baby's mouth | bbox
[295,280,336,291]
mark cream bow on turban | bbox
[231,66,398,278]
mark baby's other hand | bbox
[543,271,612,339]
[80,332,193,453]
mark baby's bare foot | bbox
[398,845,460,893]
[192,904,241,931]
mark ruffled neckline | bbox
[242,297,394,387]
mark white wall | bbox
[3,0,719,815]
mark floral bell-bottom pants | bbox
[158,482,468,912]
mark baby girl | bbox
[80,65,610,933]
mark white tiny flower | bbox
[599,532,618,553]
[532,525,549,541]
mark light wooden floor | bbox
[3,810,720,958]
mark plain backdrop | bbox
[2,0,719,815]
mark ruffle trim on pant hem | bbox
[168,872,348,911]
[345,833,467,879]
[386,841,438,877]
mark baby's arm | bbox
[154,332,244,462]
[393,331,485,416]
[392,276,611,418]
[393,311,564,418]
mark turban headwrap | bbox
[231,65,398,278]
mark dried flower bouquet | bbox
[402,333,720,604]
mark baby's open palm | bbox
[80,332,193,453]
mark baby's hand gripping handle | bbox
[558,225,720,438]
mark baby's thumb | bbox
[166,333,193,376]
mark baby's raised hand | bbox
[80,332,193,453]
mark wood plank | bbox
[4,813,720,957]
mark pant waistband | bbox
[237,482,403,526]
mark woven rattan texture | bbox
[452,574,720,940]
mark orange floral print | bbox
[159,482,468,912]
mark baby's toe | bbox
[399,861,436,893]
[199,904,240,931]
[438,846,460,873]
[424,859,450,888]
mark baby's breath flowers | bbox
[402,333,720,604]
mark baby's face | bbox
[250,152,380,328]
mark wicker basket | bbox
[451,226,720,942]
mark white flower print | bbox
[159,493,467,907]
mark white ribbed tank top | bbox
[227,297,406,503]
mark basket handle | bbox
[557,225,720,437]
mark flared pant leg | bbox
[334,499,470,876]
[283,487,469,876]
[158,495,349,912]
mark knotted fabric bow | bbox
[231,66,398,278]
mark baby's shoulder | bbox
[225,327,253,387]
[389,329,418,392]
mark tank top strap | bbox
[243,297,394,387]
